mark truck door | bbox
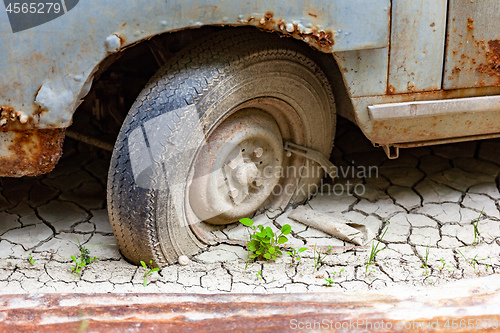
[387,0,448,94]
[443,0,500,89]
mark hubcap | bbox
[189,109,284,225]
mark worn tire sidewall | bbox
[108,29,335,266]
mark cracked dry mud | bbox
[1,120,499,294]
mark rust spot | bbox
[0,128,65,177]
[467,17,474,31]
[0,106,15,125]
[452,66,462,74]
[476,39,500,84]
[308,13,317,18]
[1,293,500,332]
[247,12,334,53]
[116,34,126,47]
[0,106,36,130]
[387,85,395,94]
[430,22,435,27]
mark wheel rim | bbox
[188,98,307,225]
[189,109,284,225]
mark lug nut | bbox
[254,147,264,158]
[234,162,259,186]
[229,188,239,199]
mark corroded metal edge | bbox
[0,0,390,131]
[1,276,499,332]
[0,128,65,177]
[352,86,500,146]
[366,95,500,145]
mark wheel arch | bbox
[0,0,389,131]
[74,25,355,142]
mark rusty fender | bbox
[0,128,65,177]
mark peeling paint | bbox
[0,106,31,129]
[0,0,389,133]
[0,129,65,177]
[238,12,334,53]
[477,39,500,84]
[34,75,93,128]
[444,0,500,89]
[105,34,123,53]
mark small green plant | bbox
[28,254,35,265]
[324,269,344,287]
[240,218,291,267]
[365,224,389,275]
[313,245,332,273]
[438,258,450,272]
[471,208,484,245]
[70,237,98,278]
[256,270,263,280]
[140,260,160,287]
[324,277,335,287]
[286,247,307,267]
[421,244,430,276]
[457,249,490,270]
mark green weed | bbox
[28,254,35,265]
[70,237,98,279]
[438,258,450,272]
[324,268,345,287]
[365,223,389,275]
[457,249,490,270]
[140,259,160,287]
[324,277,335,287]
[240,218,291,268]
[313,244,332,273]
[286,247,307,267]
[421,244,430,276]
[471,208,484,245]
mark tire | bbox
[107,28,336,267]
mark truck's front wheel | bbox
[107,28,336,267]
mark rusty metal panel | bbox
[0,0,390,132]
[444,0,500,89]
[333,47,389,97]
[0,128,65,177]
[1,276,500,332]
[367,95,500,144]
[388,0,448,94]
[351,86,500,146]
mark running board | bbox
[367,95,500,151]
